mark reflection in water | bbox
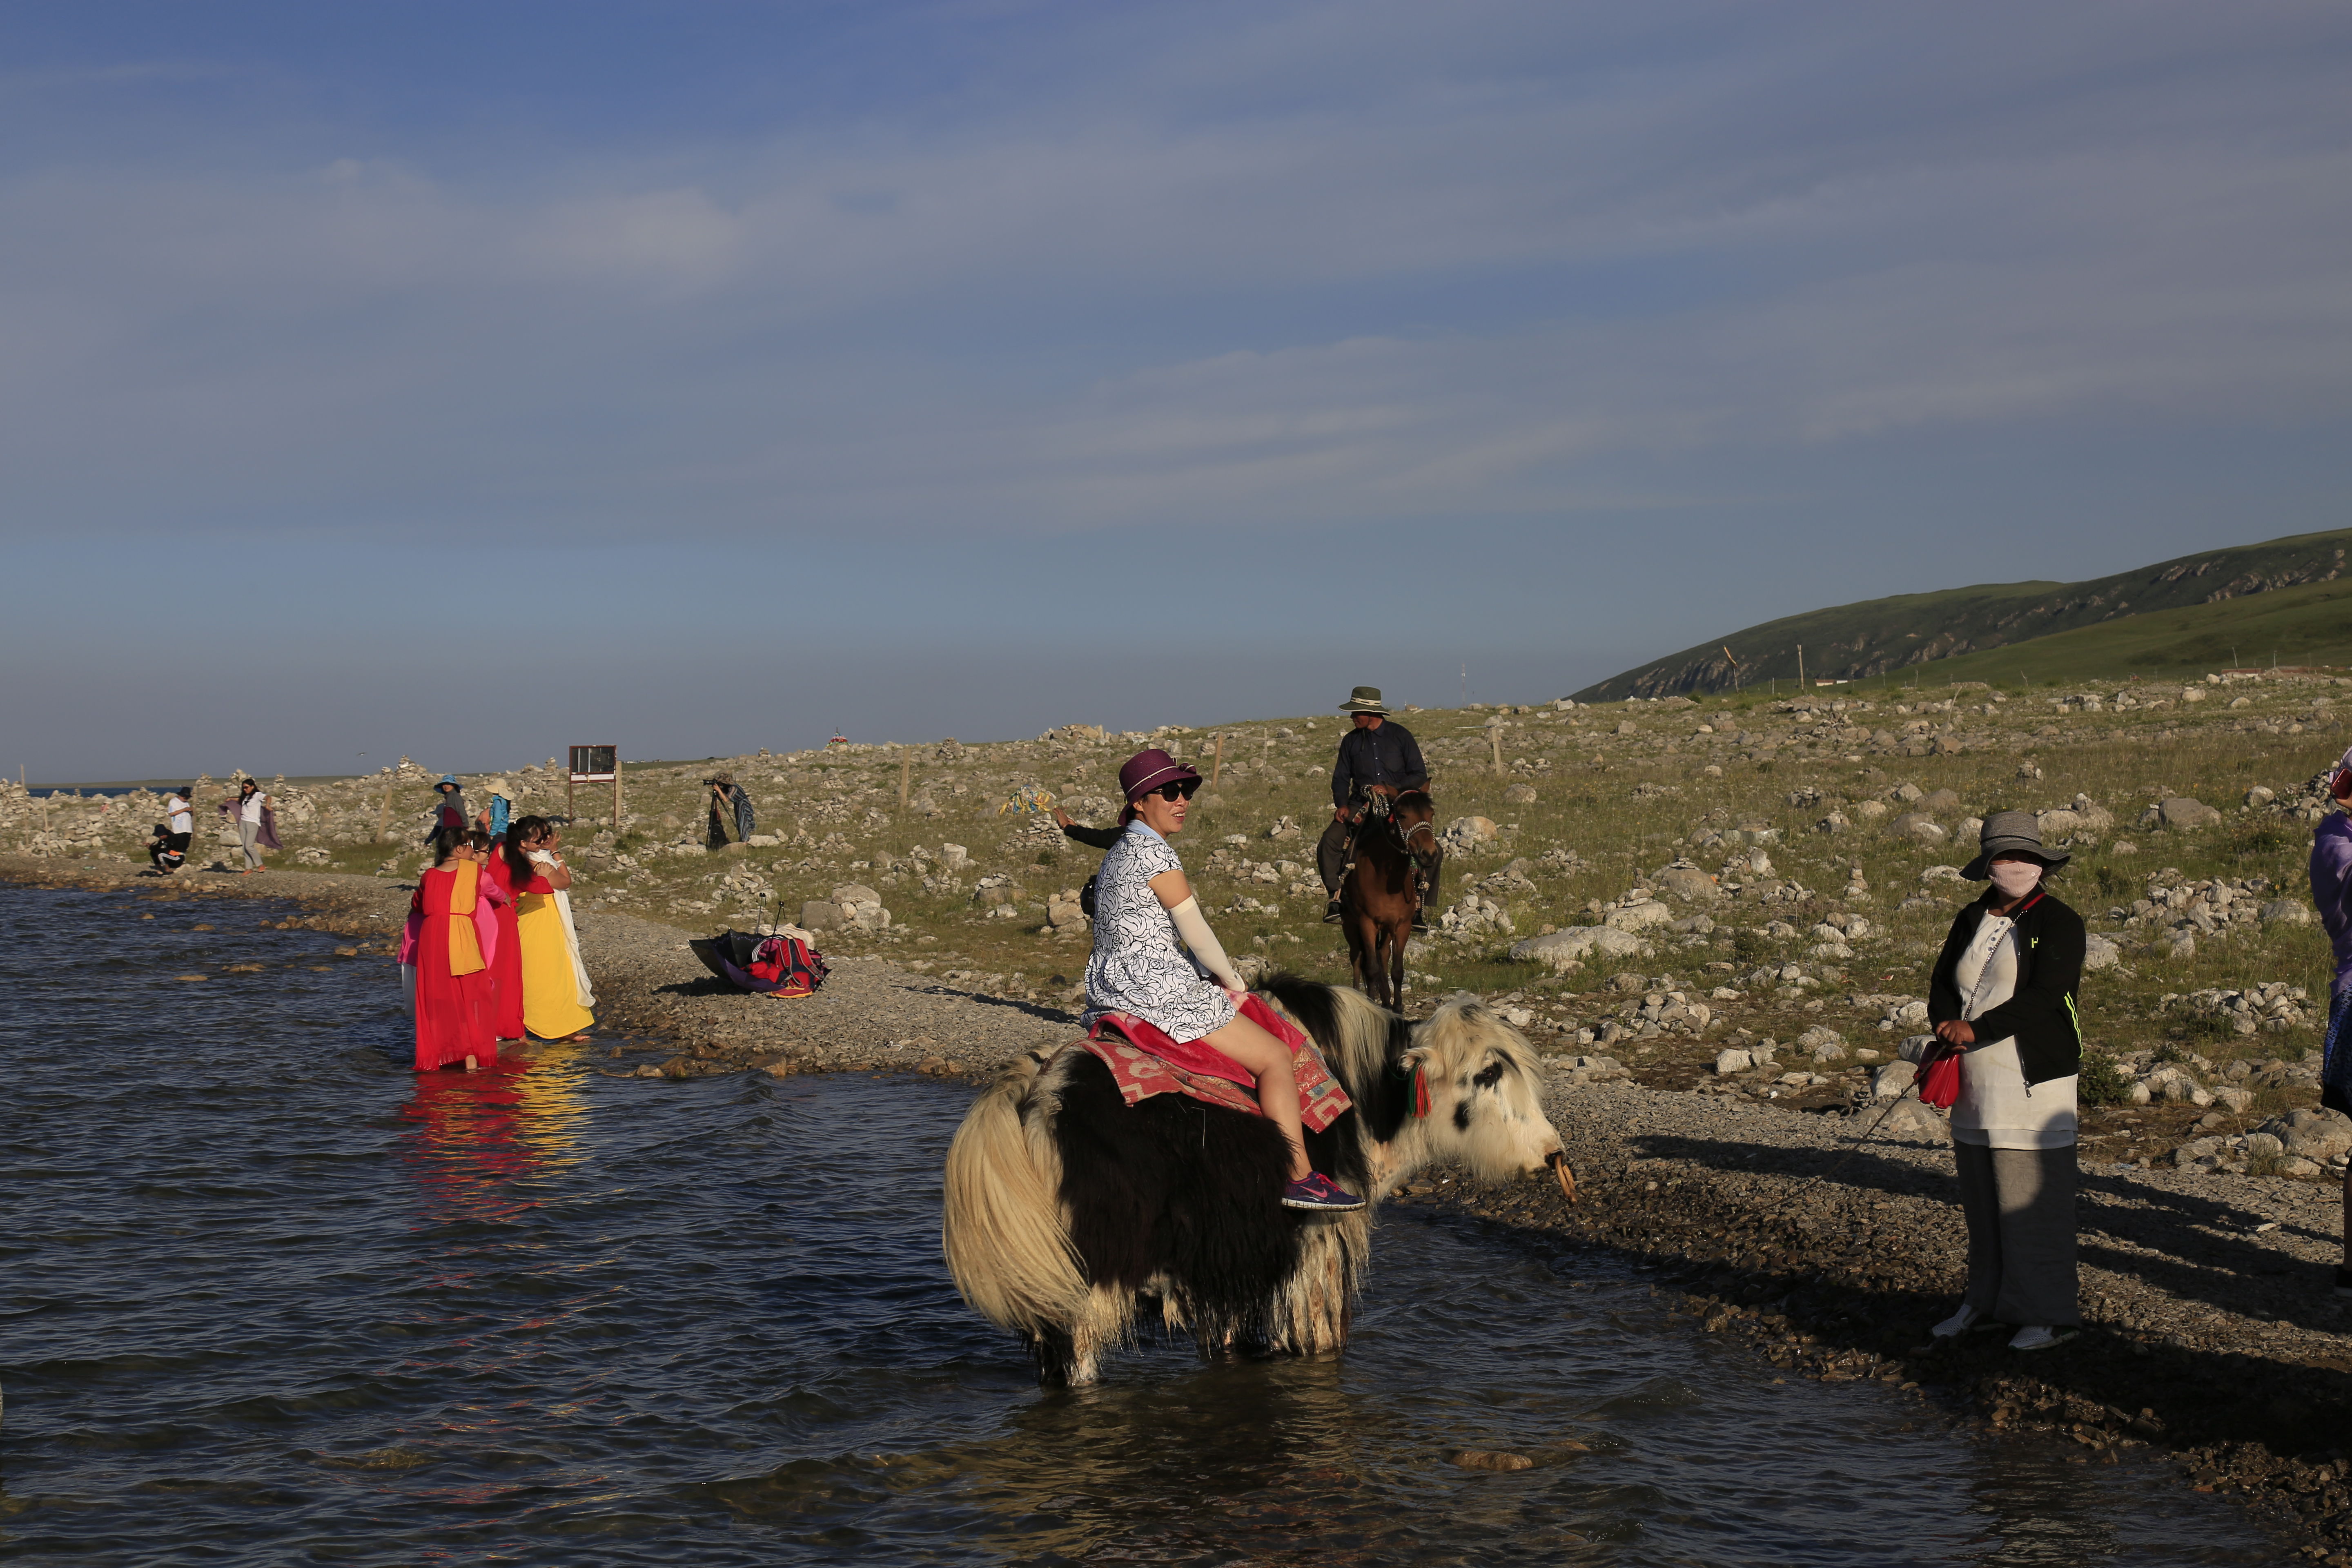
[397,1047,588,1226]
[0,884,2289,1567]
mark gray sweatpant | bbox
[240,820,263,870]
[1954,1141,2079,1327]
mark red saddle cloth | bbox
[1080,994,1354,1133]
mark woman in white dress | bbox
[1918,810,2088,1352]
[1084,749,1363,1212]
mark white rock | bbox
[1871,1061,1918,1098]
[1509,925,1646,972]
[1603,900,1675,932]
[1714,1049,1754,1075]
[2082,935,2120,971]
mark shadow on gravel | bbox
[1635,1133,2352,1336]
[901,981,1076,1027]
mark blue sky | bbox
[3,1,2348,780]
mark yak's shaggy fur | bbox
[942,975,1565,1385]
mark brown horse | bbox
[1336,786,1439,1010]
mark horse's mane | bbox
[1392,788,1433,810]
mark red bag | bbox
[1917,1044,1962,1109]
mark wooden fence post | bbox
[1489,720,1506,777]
[1212,734,1225,788]
[900,751,910,809]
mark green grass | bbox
[1896,575,2352,690]
[1573,525,2352,699]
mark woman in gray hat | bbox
[1915,809,2088,1352]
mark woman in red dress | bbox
[412,827,497,1072]
[482,825,550,1042]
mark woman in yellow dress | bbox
[506,816,597,1042]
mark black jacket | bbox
[1927,889,2087,1087]
[1331,720,1428,809]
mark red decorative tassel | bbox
[1412,1065,1431,1119]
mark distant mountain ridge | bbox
[1572,528,2351,700]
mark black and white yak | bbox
[941,975,1574,1386]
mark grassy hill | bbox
[1572,528,2350,700]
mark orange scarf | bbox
[447,861,486,976]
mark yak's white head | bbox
[1383,998,1568,1197]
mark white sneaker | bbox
[1930,1304,1982,1339]
[2009,1325,2076,1352]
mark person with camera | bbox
[1917,811,2086,1352]
[706,772,755,849]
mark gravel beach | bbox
[10,852,2349,1560]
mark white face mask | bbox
[1988,861,2042,900]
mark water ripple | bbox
[0,884,2278,1564]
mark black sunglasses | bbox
[1146,779,1200,802]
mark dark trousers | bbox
[151,831,190,872]
[1316,815,1441,911]
[1955,1141,2079,1327]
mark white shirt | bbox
[1951,908,2077,1149]
[240,794,265,824]
[166,795,192,834]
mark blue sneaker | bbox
[1281,1173,1366,1212]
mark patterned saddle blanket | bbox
[1077,993,1354,1133]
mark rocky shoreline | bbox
[9,854,2347,1561]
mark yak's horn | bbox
[1546,1150,1579,1206]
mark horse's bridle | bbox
[1362,789,1437,858]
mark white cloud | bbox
[0,0,2345,541]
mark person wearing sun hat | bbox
[2308,746,2352,1296]
[1082,747,1365,1212]
[1909,809,2087,1352]
[1318,686,1436,928]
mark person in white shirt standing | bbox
[1918,810,2089,1353]
[151,786,196,874]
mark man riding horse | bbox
[1318,686,1440,932]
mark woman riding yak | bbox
[1084,748,1364,1212]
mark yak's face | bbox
[1398,1000,1563,1181]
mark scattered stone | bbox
[1510,925,1646,973]
[1454,1449,1535,1472]
[1657,866,1720,903]
[1503,783,1539,804]
[2158,797,2221,830]
[2259,1109,2352,1163]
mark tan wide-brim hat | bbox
[1961,808,2071,880]
[1338,685,1390,714]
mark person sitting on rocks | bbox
[2308,744,2352,1297]
[1918,810,2087,1353]
[1085,747,1363,1212]
[1316,686,1438,931]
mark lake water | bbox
[0,882,2279,1564]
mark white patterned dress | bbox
[1081,822,1236,1042]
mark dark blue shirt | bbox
[1331,720,1428,808]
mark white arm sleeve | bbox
[1167,896,1245,992]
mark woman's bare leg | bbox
[1202,1014,1311,1180]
